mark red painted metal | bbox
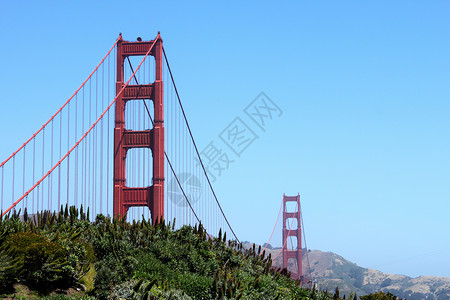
[282,194,302,280]
[113,34,164,225]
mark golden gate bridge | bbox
[0,33,308,281]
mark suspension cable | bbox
[260,199,283,255]
[162,47,240,243]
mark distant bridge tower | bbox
[282,194,302,280]
[113,33,164,224]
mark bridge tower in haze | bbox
[113,33,164,224]
[282,194,302,280]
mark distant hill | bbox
[243,243,450,300]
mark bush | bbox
[2,232,71,292]
[360,291,402,300]
[0,209,319,299]
[177,273,213,299]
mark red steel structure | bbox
[113,33,164,224]
[282,194,302,280]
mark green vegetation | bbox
[0,206,401,299]
[360,291,403,300]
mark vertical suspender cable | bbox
[58,112,62,211]
[33,137,36,212]
[22,146,26,211]
[178,90,182,225]
[1,166,3,212]
[107,52,110,214]
[37,185,39,213]
[75,92,78,208]
[42,128,45,210]
[92,72,97,216]
[165,72,171,219]
[50,119,54,210]
[185,118,188,224]
[1,165,3,212]
[67,102,70,207]
[66,155,70,208]
[88,79,92,215]
[93,73,97,217]
[142,60,146,218]
[100,62,104,214]
[12,156,15,208]
[83,86,86,210]
[136,67,139,189]
[169,70,172,221]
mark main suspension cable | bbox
[162,47,240,243]
[260,199,283,256]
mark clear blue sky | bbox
[1,1,449,278]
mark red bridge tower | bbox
[282,194,302,280]
[113,34,164,224]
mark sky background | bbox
[1,1,449,278]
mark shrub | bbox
[360,291,402,300]
[2,232,71,292]
[177,272,213,299]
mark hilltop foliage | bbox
[0,206,399,299]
